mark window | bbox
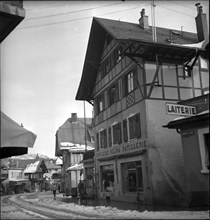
[100,129,107,149]
[101,164,114,192]
[123,113,141,141]
[108,82,119,106]
[200,57,208,70]
[113,122,122,145]
[114,46,122,63]
[129,113,141,139]
[122,161,143,193]
[105,58,111,74]
[96,133,99,150]
[96,94,105,114]
[198,127,209,173]
[123,69,137,96]
[108,127,112,147]
[123,119,128,142]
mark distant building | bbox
[55,113,94,196]
[24,160,48,192]
[7,158,36,194]
[76,4,208,207]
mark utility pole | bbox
[84,100,87,152]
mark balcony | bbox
[0,1,25,43]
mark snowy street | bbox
[1,192,209,219]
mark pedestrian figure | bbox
[78,180,84,199]
[52,183,57,199]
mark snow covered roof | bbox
[66,163,83,171]
[173,109,209,121]
[163,109,209,129]
[171,39,208,50]
[55,157,63,165]
[24,161,40,173]
[60,142,94,152]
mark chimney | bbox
[195,3,208,42]
[139,9,149,29]
[71,113,77,123]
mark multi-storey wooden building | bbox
[55,113,94,196]
[76,5,209,207]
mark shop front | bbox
[96,139,151,204]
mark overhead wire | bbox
[17,5,143,30]
[17,2,196,30]
[157,4,195,18]
[26,2,124,20]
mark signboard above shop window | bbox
[166,103,197,116]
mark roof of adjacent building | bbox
[163,110,209,129]
[55,116,94,156]
[75,16,205,101]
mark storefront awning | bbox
[0,111,37,159]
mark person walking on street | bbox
[78,180,84,199]
[52,183,57,199]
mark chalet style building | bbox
[76,5,209,207]
[55,113,94,196]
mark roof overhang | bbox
[120,38,205,64]
[76,38,204,101]
[163,111,209,129]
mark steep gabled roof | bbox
[24,160,48,174]
[55,117,93,156]
[76,17,203,101]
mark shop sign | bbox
[166,103,197,116]
[95,139,148,159]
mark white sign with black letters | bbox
[166,103,197,116]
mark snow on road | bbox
[1,192,209,219]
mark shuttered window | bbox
[128,113,141,140]
[123,119,128,142]
[113,122,122,144]
[108,127,112,147]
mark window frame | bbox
[123,113,141,141]
[198,127,209,174]
[108,81,119,106]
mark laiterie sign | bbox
[166,103,197,116]
[95,139,148,159]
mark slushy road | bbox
[1,192,103,219]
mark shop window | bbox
[198,127,209,173]
[122,161,143,193]
[101,164,114,192]
[113,122,122,145]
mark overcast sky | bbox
[1,1,209,158]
